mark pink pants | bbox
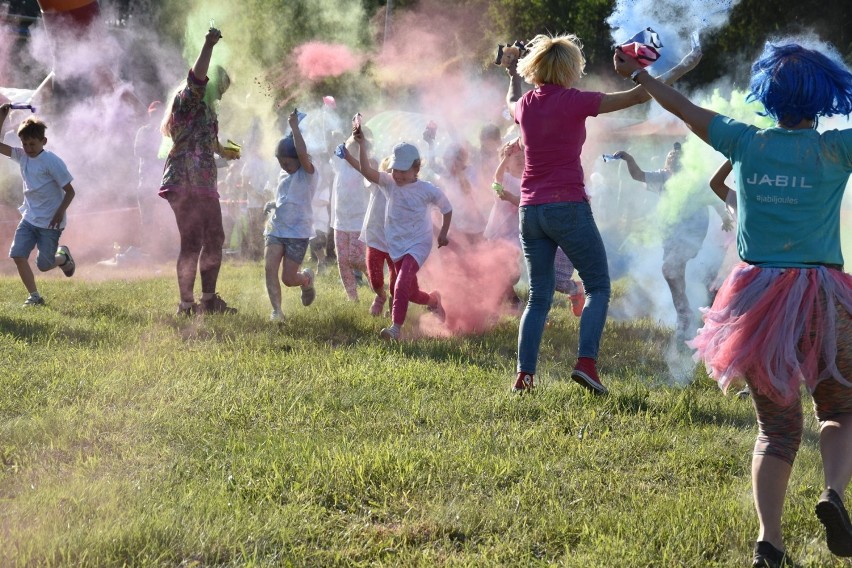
[334,230,367,301]
[391,254,431,326]
[366,246,397,300]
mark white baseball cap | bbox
[389,142,420,170]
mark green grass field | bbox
[0,261,845,567]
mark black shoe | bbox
[58,245,75,277]
[816,488,852,556]
[752,541,799,567]
[199,294,237,314]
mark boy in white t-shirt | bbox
[0,106,76,307]
[353,125,452,340]
[263,111,318,322]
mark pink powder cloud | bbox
[295,42,362,81]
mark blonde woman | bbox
[505,33,700,394]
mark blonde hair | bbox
[517,33,586,88]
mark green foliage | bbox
[685,0,852,89]
[486,0,617,71]
[0,262,846,566]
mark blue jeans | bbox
[517,201,610,373]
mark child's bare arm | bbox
[48,183,75,229]
[290,112,314,174]
[342,147,361,170]
[354,128,380,184]
[0,104,11,157]
[709,160,733,202]
[437,210,452,248]
[493,154,509,185]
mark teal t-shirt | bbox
[709,115,852,268]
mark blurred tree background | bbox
[2,0,851,91]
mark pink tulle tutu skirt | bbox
[690,263,852,406]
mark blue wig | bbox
[747,42,852,126]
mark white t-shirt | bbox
[313,182,330,234]
[240,154,274,209]
[359,184,388,252]
[331,159,369,232]
[266,167,318,239]
[644,169,671,193]
[11,147,73,229]
[483,173,521,247]
[378,172,452,266]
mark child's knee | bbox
[281,269,303,287]
[36,256,56,272]
[661,260,685,281]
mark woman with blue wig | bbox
[615,42,852,567]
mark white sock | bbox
[29,291,41,298]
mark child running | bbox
[486,140,585,315]
[337,141,397,317]
[352,124,452,340]
[0,107,76,306]
[264,111,318,322]
[331,134,370,302]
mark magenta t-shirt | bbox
[515,84,604,206]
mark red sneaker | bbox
[571,357,607,395]
[511,372,535,393]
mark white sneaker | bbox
[23,294,45,307]
[380,324,401,341]
[427,291,445,323]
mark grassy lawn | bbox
[0,261,844,566]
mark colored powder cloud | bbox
[295,41,361,81]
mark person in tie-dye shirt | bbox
[160,27,240,316]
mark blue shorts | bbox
[265,235,309,263]
[9,219,62,271]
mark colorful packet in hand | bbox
[494,40,528,67]
[619,27,663,68]
[334,143,346,159]
[224,139,241,158]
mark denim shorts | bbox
[9,219,62,271]
[265,235,309,263]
